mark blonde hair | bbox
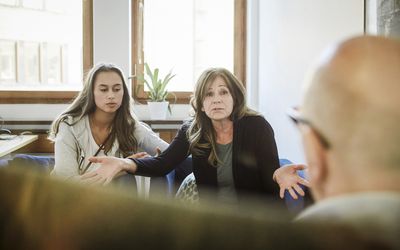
[187,68,258,166]
[49,63,138,157]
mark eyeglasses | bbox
[287,107,330,149]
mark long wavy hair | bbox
[187,68,258,166]
[49,63,138,157]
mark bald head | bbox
[302,36,400,170]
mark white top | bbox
[51,115,168,179]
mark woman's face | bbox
[201,76,234,122]
[93,71,124,114]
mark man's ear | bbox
[309,128,328,183]
[301,125,328,193]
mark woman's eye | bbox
[114,88,121,92]
[206,92,213,97]
[220,90,228,95]
[100,89,107,92]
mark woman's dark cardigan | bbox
[133,115,280,201]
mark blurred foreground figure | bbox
[291,36,400,249]
[0,167,386,250]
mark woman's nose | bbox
[212,96,221,103]
[107,92,115,99]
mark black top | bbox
[133,115,280,201]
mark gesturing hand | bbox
[127,151,150,159]
[80,156,135,186]
[273,164,310,199]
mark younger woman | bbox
[49,63,168,184]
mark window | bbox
[132,0,246,103]
[0,0,93,103]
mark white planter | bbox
[147,101,169,120]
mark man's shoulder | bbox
[297,192,400,221]
[296,192,400,238]
[296,192,400,248]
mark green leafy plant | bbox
[136,63,176,102]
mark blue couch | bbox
[2,154,192,198]
[3,154,308,212]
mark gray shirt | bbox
[216,142,237,203]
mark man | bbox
[291,35,400,248]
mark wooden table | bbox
[0,135,39,158]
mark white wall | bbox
[252,0,364,163]
[246,0,259,110]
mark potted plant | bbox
[136,63,176,120]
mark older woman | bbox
[83,68,291,203]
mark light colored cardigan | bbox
[52,116,168,179]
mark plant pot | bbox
[147,101,169,120]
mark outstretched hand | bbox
[127,151,150,159]
[273,164,310,199]
[80,156,136,186]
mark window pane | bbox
[44,43,62,84]
[143,0,234,92]
[0,0,17,6]
[22,41,40,83]
[0,40,16,83]
[0,0,82,91]
[46,0,66,13]
[22,0,43,9]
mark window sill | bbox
[0,90,78,104]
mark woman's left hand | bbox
[273,164,310,199]
[81,152,151,185]
[127,151,150,159]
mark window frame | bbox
[131,0,246,104]
[0,0,93,104]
